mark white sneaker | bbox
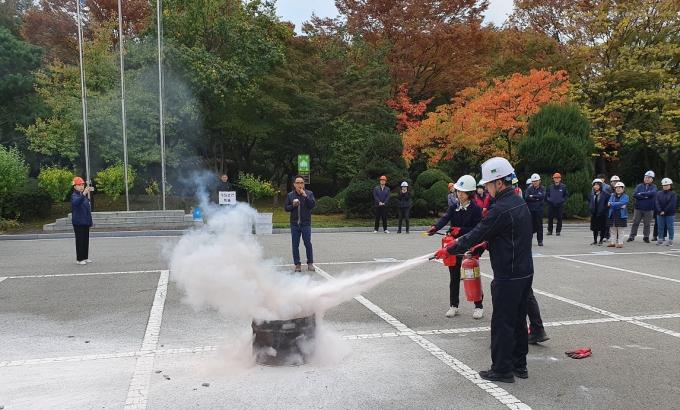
[473,308,484,319]
[668,241,674,246]
[76,261,86,265]
[84,259,92,263]
[445,306,459,317]
[384,230,390,234]
[373,230,378,233]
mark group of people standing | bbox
[523,173,570,246]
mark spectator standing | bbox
[473,182,493,218]
[216,173,234,204]
[284,175,316,272]
[71,177,94,265]
[524,174,546,246]
[607,182,629,248]
[397,182,411,234]
[628,171,658,243]
[373,175,391,233]
[589,179,609,245]
[655,178,676,246]
[447,182,459,208]
[546,172,569,236]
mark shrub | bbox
[312,196,342,215]
[0,146,29,215]
[421,180,450,214]
[1,178,52,221]
[412,198,429,217]
[334,188,347,212]
[308,177,335,198]
[95,162,136,205]
[0,218,21,232]
[344,180,378,218]
[38,165,75,204]
[415,169,451,190]
[236,171,277,205]
[563,195,589,218]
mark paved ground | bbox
[1,227,679,410]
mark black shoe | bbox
[397,230,401,234]
[598,240,603,246]
[547,231,553,235]
[479,370,515,383]
[652,237,658,241]
[538,242,543,246]
[528,332,550,344]
[627,237,634,242]
[512,366,528,379]
[643,237,650,243]
[556,232,561,236]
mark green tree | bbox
[94,162,136,206]
[0,145,29,215]
[38,165,75,204]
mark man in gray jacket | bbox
[373,175,391,233]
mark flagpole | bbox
[117,0,130,211]
[157,0,166,210]
[76,0,90,188]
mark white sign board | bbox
[219,191,236,205]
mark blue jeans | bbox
[291,225,313,265]
[657,215,675,241]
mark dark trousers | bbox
[374,206,388,231]
[397,207,410,232]
[547,205,564,233]
[448,263,483,308]
[291,225,313,265]
[74,225,90,261]
[530,210,543,243]
[527,288,545,335]
[490,275,533,373]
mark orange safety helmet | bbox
[379,175,387,181]
[553,173,562,178]
[72,176,85,185]
[448,182,454,189]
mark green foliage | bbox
[1,178,52,221]
[344,180,377,218]
[236,171,277,204]
[0,145,29,215]
[312,196,342,215]
[0,217,21,232]
[421,180,450,215]
[94,162,137,205]
[334,188,347,213]
[412,198,429,218]
[415,169,451,190]
[559,163,595,218]
[519,104,594,174]
[38,165,75,204]
[563,195,589,219]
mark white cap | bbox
[661,178,673,186]
[526,178,532,185]
[645,170,655,178]
[615,182,625,188]
[480,157,514,184]
[592,178,603,185]
[531,173,541,182]
[401,181,408,187]
[610,175,620,182]
[454,175,476,192]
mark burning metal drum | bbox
[251,314,316,366]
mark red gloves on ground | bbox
[565,348,591,359]
[427,225,437,236]
[435,248,451,260]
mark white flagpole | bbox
[157,0,166,210]
[118,0,130,211]
[76,0,90,189]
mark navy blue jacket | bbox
[633,183,658,211]
[373,185,391,206]
[397,190,411,208]
[285,190,315,226]
[589,191,609,217]
[71,191,93,227]
[546,183,569,207]
[446,188,534,280]
[524,185,546,212]
[655,190,677,216]
[433,201,482,237]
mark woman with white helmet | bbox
[589,178,609,245]
[427,175,484,319]
[525,173,546,246]
[397,181,411,234]
[607,181,629,248]
[654,178,676,246]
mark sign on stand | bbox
[298,155,310,184]
[219,191,237,205]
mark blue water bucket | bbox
[193,207,202,220]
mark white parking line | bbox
[123,270,169,410]
[553,256,680,284]
[314,266,531,410]
[5,270,161,279]
[0,277,6,283]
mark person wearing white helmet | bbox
[435,157,535,383]
[628,170,658,243]
[525,173,546,246]
[427,175,484,319]
[654,178,676,246]
[589,179,609,245]
[397,181,411,234]
[607,181,629,248]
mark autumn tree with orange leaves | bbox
[402,69,569,166]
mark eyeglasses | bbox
[294,182,304,184]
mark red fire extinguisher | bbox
[440,233,458,267]
[460,252,483,301]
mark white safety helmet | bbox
[480,157,514,184]
[610,175,621,182]
[401,181,408,187]
[454,175,477,192]
[526,178,532,185]
[615,182,625,188]
[661,178,673,186]
[644,170,655,178]
[592,178,603,185]
[531,173,541,182]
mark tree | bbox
[402,69,569,166]
[386,83,433,131]
[0,145,29,215]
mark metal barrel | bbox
[251,314,316,366]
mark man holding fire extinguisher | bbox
[427,175,484,319]
[435,157,534,384]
